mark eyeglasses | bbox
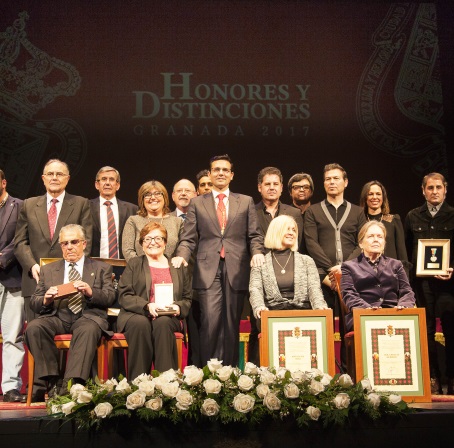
[143,236,165,244]
[292,185,311,191]
[211,168,231,174]
[97,177,118,183]
[43,172,69,179]
[144,192,164,198]
[59,239,84,247]
[175,189,195,194]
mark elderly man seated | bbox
[25,224,115,401]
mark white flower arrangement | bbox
[46,359,413,430]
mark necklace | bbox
[366,211,382,222]
[272,251,292,274]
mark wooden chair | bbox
[98,332,184,381]
[334,271,356,382]
[26,334,104,406]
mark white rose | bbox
[116,378,132,394]
[259,370,276,385]
[290,370,308,384]
[152,375,168,390]
[338,374,354,388]
[333,392,351,409]
[162,381,180,398]
[183,367,204,386]
[276,367,288,379]
[203,378,222,394]
[244,362,259,375]
[145,397,163,411]
[284,382,300,399]
[126,390,147,410]
[201,398,220,416]
[207,358,223,373]
[61,401,77,415]
[361,378,372,392]
[77,390,93,404]
[138,380,155,396]
[256,383,270,399]
[70,383,86,399]
[237,375,255,391]
[175,389,193,410]
[388,394,402,405]
[263,392,281,411]
[217,366,234,382]
[160,369,178,382]
[306,405,321,421]
[51,404,62,414]
[94,402,113,418]
[309,368,324,378]
[233,394,255,413]
[320,373,333,386]
[367,393,381,409]
[132,373,152,386]
[101,378,118,393]
[309,379,325,395]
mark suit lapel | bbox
[54,194,74,245]
[51,260,66,285]
[0,196,14,240]
[82,258,96,287]
[202,194,221,232]
[359,255,379,278]
[142,256,152,301]
[224,193,240,235]
[117,199,128,229]
[36,195,52,241]
[91,198,101,233]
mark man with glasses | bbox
[170,179,197,220]
[288,172,314,216]
[172,154,264,367]
[89,166,137,259]
[25,224,115,400]
[14,158,92,401]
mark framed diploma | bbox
[353,308,431,402]
[416,239,450,276]
[154,283,174,309]
[260,309,335,376]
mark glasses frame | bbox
[59,239,84,247]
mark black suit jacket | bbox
[30,258,116,332]
[89,197,138,259]
[0,195,23,288]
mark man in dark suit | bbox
[172,154,264,367]
[0,169,25,402]
[25,224,115,400]
[89,166,138,259]
[170,178,197,220]
[14,159,93,322]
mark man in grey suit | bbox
[89,166,138,259]
[25,224,115,400]
[14,159,93,322]
[170,179,197,220]
[172,154,265,367]
[0,169,25,402]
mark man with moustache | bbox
[89,166,137,259]
[196,169,213,196]
[172,154,264,367]
[171,179,197,220]
[288,172,314,216]
[0,169,25,402]
[405,172,454,395]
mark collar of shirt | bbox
[427,201,442,215]
[64,256,85,282]
[212,189,230,201]
[47,191,65,207]
[324,198,347,209]
[364,255,381,270]
[176,208,186,218]
[262,200,281,216]
[101,196,118,207]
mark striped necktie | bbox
[68,263,83,314]
[216,194,227,258]
[104,201,118,258]
[48,198,58,240]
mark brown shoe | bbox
[431,377,443,395]
[447,378,454,395]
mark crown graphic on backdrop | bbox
[0,11,81,119]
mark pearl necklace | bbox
[272,251,292,274]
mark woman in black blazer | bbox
[118,222,191,378]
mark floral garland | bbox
[47,360,413,430]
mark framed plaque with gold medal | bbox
[416,239,450,276]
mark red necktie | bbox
[104,201,118,258]
[216,193,227,258]
[48,198,58,240]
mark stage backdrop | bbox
[1,1,453,218]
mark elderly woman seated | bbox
[117,222,191,378]
[249,215,328,329]
[340,220,415,332]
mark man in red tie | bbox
[89,166,137,260]
[14,159,92,401]
[172,154,264,367]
